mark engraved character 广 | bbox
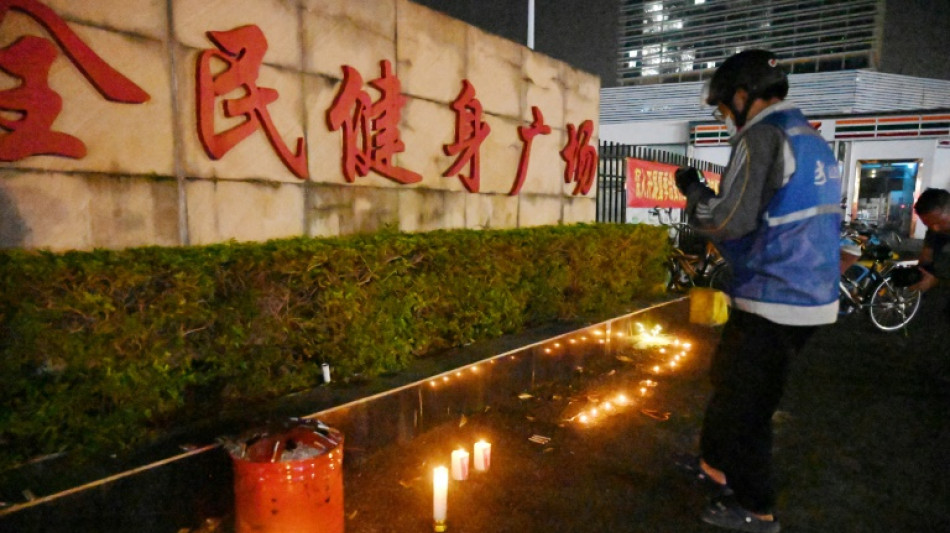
[509,106,551,196]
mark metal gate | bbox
[596,141,726,224]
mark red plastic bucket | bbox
[231,423,344,533]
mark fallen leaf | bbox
[528,434,551,444]
[641,409,671,421]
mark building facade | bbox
[618,0,883,86]
[601,70,950,238]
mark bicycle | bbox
[648,207,730,292]
[838,224,922,332]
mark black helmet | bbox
[705,49,788,107]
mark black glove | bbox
[675,167,702,195]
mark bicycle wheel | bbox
[868,277,921,331]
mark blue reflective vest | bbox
[720,108,842,325]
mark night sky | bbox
[412,0,621,86]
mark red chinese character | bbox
[0,0,149,162]
[509,106,551,196]
[326,60,421,184]
[196,25,308,180]
[0,36,84,160]
[443,80,490,193]
[560,120,597,196]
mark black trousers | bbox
[700,309,817,514]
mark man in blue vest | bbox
[674,50,842,533]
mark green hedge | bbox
[0,224,668,470]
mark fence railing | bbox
[596,141,727,224]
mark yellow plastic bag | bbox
[689,287,730,326]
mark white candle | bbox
[451,449,469,481]
[473,440,491,472]
[433,466,448,530]
[321,363,331,383]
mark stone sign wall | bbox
[0,0,599,251]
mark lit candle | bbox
[433,466,448,531]
[473,440,491,472]
[451,449,469,481]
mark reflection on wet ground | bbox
[0,299,691,532]
[316,300,695,468]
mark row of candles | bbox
[426,323,683,391]
[432,440,491,531]
[427,322,692,530]
[570,336,691,426]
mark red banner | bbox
[625,158,720,208]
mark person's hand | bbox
[675,167,701,195]
[908,267,939,292]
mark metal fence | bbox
[596,141,727,225]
